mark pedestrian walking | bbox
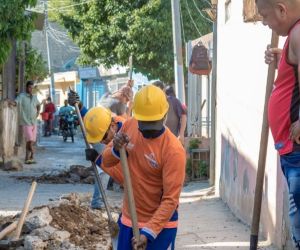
[43,97,56,136]
[257,0,300,247]
[102,85,186,250]
[16,81,41,164]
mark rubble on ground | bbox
[12,165,95,184]
[0,159,23,171]
[0,193,120,250]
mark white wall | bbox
[216,0,288,247]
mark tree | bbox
[0,0,37,66]
[24,46,48,82]
[50,0,212,83]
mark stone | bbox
[31,225,57,241]
[69,173,80,183]
[24,235,47,250]
[51,230,70,242]
[47,240,82,250]
[69,165,90,178]
[82,176,94,184]
[2,159,23,171]
[25,207,53,232]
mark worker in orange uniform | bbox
[102,85,186,250]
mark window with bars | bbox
[243,0,262,22]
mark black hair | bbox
[165,86,175,96]
[152,80,164,90]
[26,80,34,88]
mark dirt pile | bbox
[13,165,95,184]
[0,193,120,250]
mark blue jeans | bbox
[90,143,105,209]
[280,151,300,246]
[91,176,104,209]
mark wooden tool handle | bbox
[14,181,37,240]
[250,31,279,250]
[119,147,140,240]
[0,221,18,240]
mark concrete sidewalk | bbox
[177,181,277,250]
[0,134,122,216]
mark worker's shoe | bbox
[24,159,31,164]
[29,159,37,164]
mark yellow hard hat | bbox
[83,106,112,143]
[133,85,169,121]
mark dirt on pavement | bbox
[12,165,95,184]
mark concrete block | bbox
[25,207,53,232]
[24,235,47,250]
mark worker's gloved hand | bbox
[113,132,130,151]
[68,89,80,106]
[85,148,99,162]
[131,234,147,250]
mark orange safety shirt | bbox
[102,118,186,239]
[95,115,125,184]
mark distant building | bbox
[31,21,80,73]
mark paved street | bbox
[0,135,277,249]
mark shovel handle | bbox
[250,31,279,250]
[74,103,114,223]
[119,147,140,240]
[0,221,18,240]
[14,181,37,240]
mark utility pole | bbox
[44,0,55,102]
[171,0,185,104]
[209,3,218,186]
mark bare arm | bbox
[178,114,187,145]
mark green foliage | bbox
[198,160,208,177]
[0,0,37,65]
[186,158,192,177]
[50,0,212,83]
[25,46,48,82]
[188,138,202,150]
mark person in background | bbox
[59,100,75,131]
[59,99,74,116]
[100,80,134,119]
[152,81,187,145]
[16,81,41,164]
[43,97,56,136]
[258,0,300,247]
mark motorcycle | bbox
[59,113,76,142]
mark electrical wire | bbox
[185,0,202,37]
[192,0,213,23]
[47,0,94,11]
[201,0,212,7]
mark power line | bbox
[185,0,202,37]
[192,0,213,23]
[201,0,212,7]
[47,0,94,11]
